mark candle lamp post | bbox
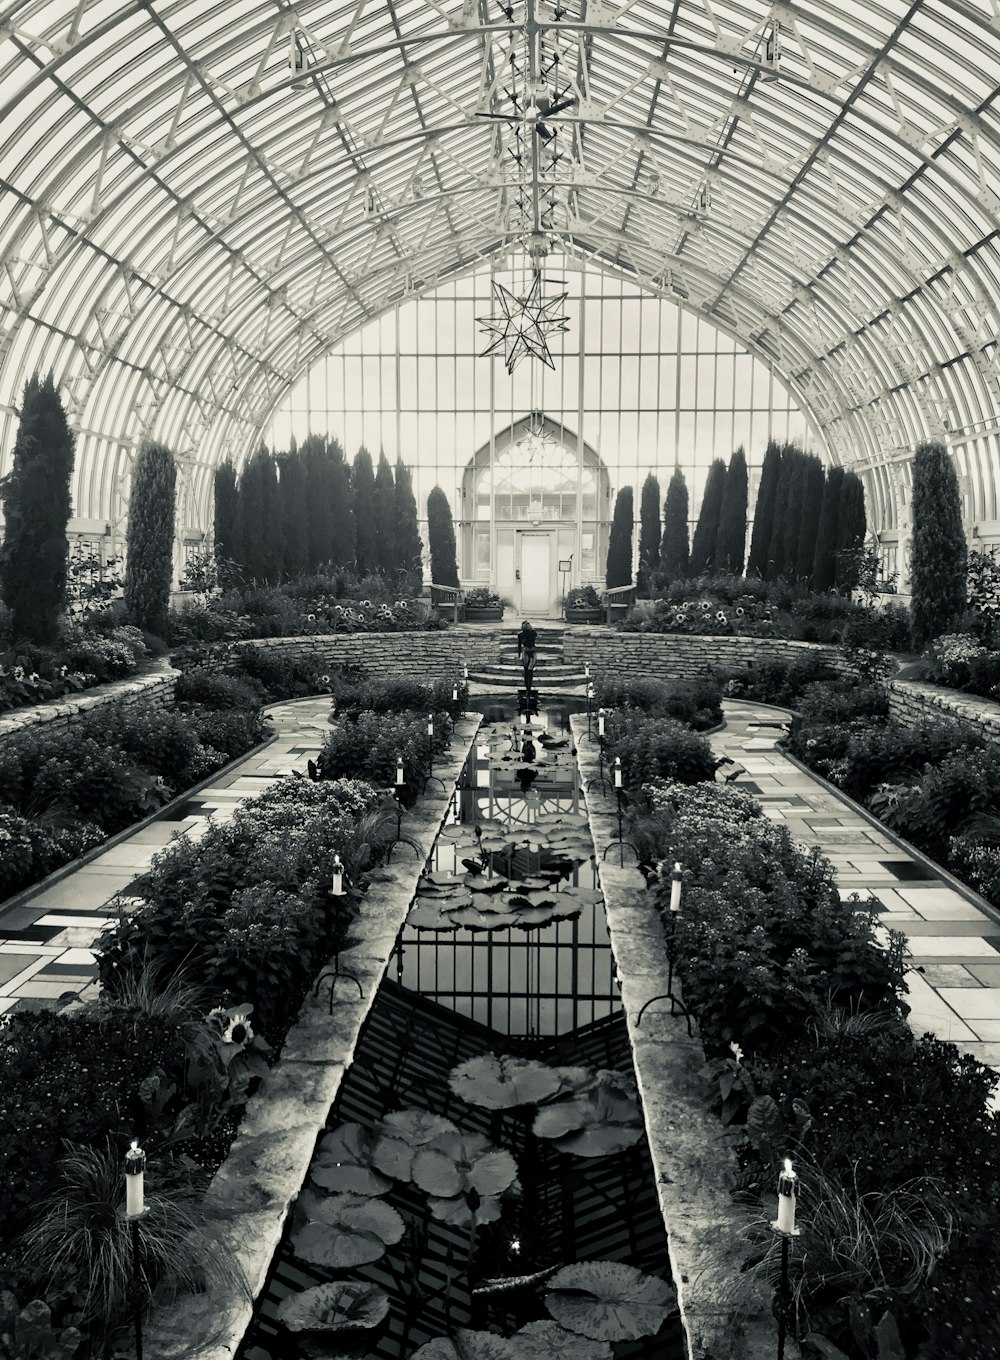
[425,712,446,792]
[313,856,363,1010]
[602,757,638,866]
[385,757,421,862]
[586,708,611,793]
[122,1140,148,1360]
[637,862,693,1036]
[771,1158,801,1360]
[586,681,595,738]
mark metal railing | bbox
[604,582,636,625]
[429,582,464,624]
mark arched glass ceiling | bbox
[3,0,1000,535]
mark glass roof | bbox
[2,0,1000,530]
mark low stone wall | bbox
[0,657,179,751]
[217,625,513,679]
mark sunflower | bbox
[222,1007,254,1047]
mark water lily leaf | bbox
[311,1125,390,1196]
[551,1124,643,1157]
[407,903,459,932]
[450,1055,564,1109]
[411,1332,515,1360]
[512,905,575,928]
[424,870,462,886]
[448,906,520,931]
[544,1261,673,1341]
[428,1191,503,1227]
[507,890,557,909]
[466,874,510,893]
[276,1281,390,1335]
[292,1192,403,1268]
[412,1132,517,1198]
[371,1110,458,1181]
[511,1320,612,1360]
[533,1071,642,1156]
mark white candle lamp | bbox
[427,712,434,737]
[462,663,469,681]
[125,1140,145,1217]
[669,862,683,914]
[614,757,623,789]
[585,663,591,679]
[395,754,404,788]
[598,707,606,738]
[772,1158,800,1235]
[452,682,459,702]
[586,681,594,701]
[331,853,344,897]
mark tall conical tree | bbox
[328,438,355,569]
[427,486,460,589]
[812,465,846,591]
[261,445,284,583]
[301,435,332,569]
[659,469,690,583]
[716,447,749,575]
[123,440,176,637]
[238,446,270,583]
[795,455,826,584]
[910,442,967,644]
[747,440,782,578]
[352,447,377,575]
[0,373,74,644]
[636,473,661,596]
[213,459,241,570]
[835,471,868,591]
[766,445,799,580]
[394,457,423,592]
[689,459,727,576]
[373,452,397,579]
[606,485,635,588]
[780,449,808,580]
[278,451,309,579]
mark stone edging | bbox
[0,656,179,738]
[143,716,481,1360]
[572,717,786,1360]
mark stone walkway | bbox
[716,701,1000,1073]
[0,699,334,1015]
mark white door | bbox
[519,534,552,614]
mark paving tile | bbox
[919,964,982,988]
[24,874,131,912]
[967,1020,1000,1041]
[903,972,978,1042]
[899,935,999,958]
[893,919,997,936]
[35,914,113,929]
[938,988,1000,1019]
[87,844,161,870]
[0,955,52,995]
[967,964,1000,986]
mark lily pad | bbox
[371,1109,459,1181]
[544,1261,673,1342]
[428,1191,503,1228]
[276,1281,390,1335]
[412,1131,517,1198]
[450,1055,563,1110]
[448,905,521,931]
[311,1124,391,1196]
[292,1192,404,1269]
[511,1320,612,1359]
[411,1332,515,1360]
[533,1071,643,1158]
[407,903,459,932]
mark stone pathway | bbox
[0,698,334,1015]
[716,701,1000,1073]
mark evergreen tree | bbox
[606,485,635,588]
[213,459,241,571]
[689,459,726,576]
[278,451,309,579]
[910,441,967,644]
[636,473,661,596]
[766,445,798,580]
[715,447,748,576]
[780,450,807,580]
[373,452,397,579]
[352,447,377,575]
[329,438,355,569]
[302,435,333,569]
[427,486,460,589]
[795,455,826,585]
[123,440,176,637]
[394,457,423,592]
[260,445,283,583]
[659,469,689,583]
[835,471,868,591]
[0,373,74,644]
[238,446,270,584]
[747,440,782,578]
[812,465,846,592]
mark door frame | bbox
[517,530,555,615]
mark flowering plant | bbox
[179,1001,272,1137]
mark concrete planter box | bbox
[565,606,603,624]
[464,605,504,621]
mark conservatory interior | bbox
[2,3,1000,1360]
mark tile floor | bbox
[715,703,1000,1073]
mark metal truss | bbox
[3,0,1000,531]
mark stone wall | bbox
[213,626,513,679]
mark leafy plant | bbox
[544,1261,673,1342]
[465,586,503,608]
[565,584,601,609]
[291,1189,404,1269]
[275,1280,389,1337]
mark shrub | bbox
[0,374,74,645]
[124,442,177,637]
[0,808,104,899]
[910,441,967,646]
[877,746,1000,863]
[317,710,452,795]
[593,676,722,729]
[464,586,503,609]
[82,706,209,790]
[606,711,717,786]
[718,653,835,707]
[332,676,466,719]
[187,707,267,761]
[230,644,330,700]
[174,670,265,711]
[565,584,601,609]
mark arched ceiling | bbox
[3,0,1000,533]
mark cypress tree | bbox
[910,441,967,645]
[795,455,826,584]
[689,459,726,576]
[329,439,355,569]
[636,473,661,596]
[123,440,176,637]
[260,446,283,583]
[238,446,269,584]
[373,452,397,579]
[352,447,377,575]
[747,440,782,578]
[716,447,748,576]
[812,465,846,592]
[278,451,309,579]
[0,373,74,644]
[394,457,423,592]
[302,435,333,569]
[213,459,242,571]
[427,486,460,589]
[659,469,690,583]
[606,485,635,588]
[766,445,798,580]
[780,450,807,581]
[835,471,868,591]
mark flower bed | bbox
[0,622,150,714]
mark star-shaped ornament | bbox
[477,275,569,373]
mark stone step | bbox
[473,661,582,677]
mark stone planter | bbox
[565,606,603,624]
[464,605,504,621]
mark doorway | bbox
[519,532,553,614]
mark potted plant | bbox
[564,584,603,623]
[463,586,505,621]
